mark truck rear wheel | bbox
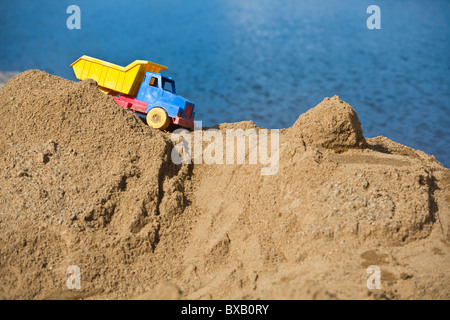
[146,107,170,130]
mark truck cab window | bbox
[149,77,158,87]
[162,77,175,93]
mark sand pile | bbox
[0,71,448,299]
[0,71,191,298]
[286,95,367,151]
[176,98,448,299]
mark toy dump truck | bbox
[71,55,195,130]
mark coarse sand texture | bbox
[0,71,448,299]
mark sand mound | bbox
[0,71,448,300]
[287,95,366,151]
[0,71,191,298]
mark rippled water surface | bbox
[1,0,449,166]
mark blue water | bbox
[1,0,449,166]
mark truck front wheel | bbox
[146,107,170,130]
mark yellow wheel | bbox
[146,107,170,130]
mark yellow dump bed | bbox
[71,55,168,96]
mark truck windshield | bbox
[162,77,175,93]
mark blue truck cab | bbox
[134,71,195,129]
